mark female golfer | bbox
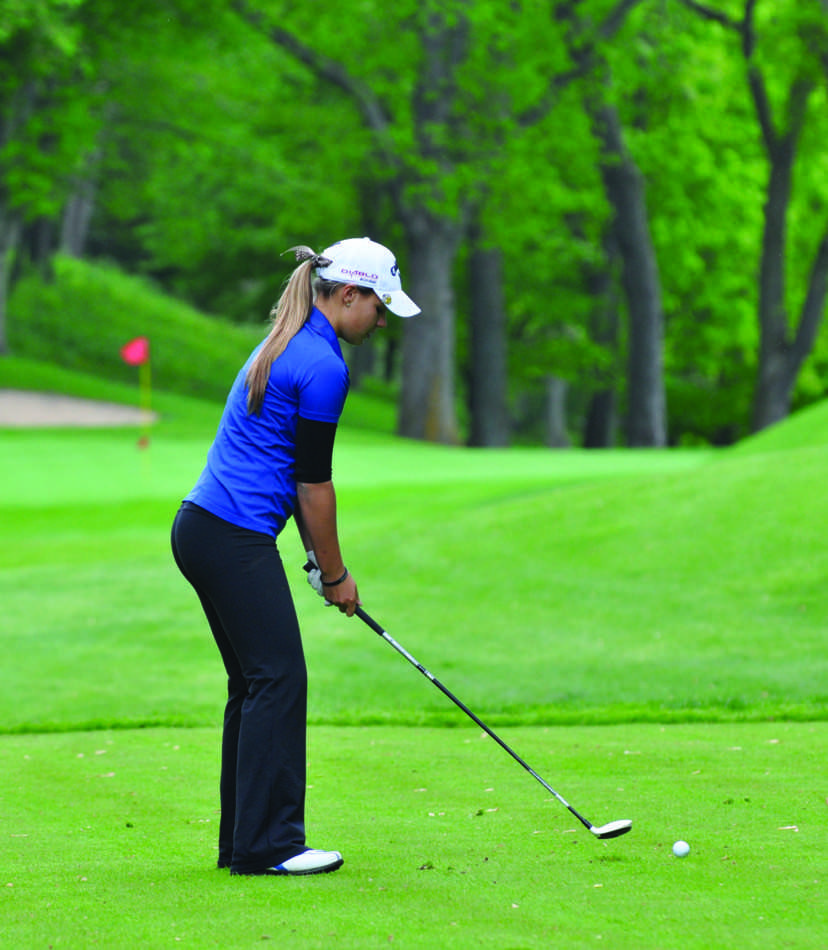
[171,238,419,876]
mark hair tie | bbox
[284,246,332,269]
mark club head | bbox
[591,819,632,840]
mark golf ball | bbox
[672,840,690,858]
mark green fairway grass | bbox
[1,416,825,731]
[3,723,824,949]
[1,366,826,947]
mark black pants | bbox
[171,502,307,873]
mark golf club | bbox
[354,606,632,841]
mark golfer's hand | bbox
[304,551,325,597]
[323,572,360,617]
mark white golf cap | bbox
[316,237,420,317]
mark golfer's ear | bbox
[341,284,359,305]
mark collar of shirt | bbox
[307,306,344,361]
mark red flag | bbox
[120,336,150,366]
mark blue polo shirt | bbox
[185,308,349,537]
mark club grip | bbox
[355,606,385,636]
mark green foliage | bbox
[7,255,263,400]
[658,0,828,427]
[0,0,83,56]
[0,0,94,221]
[3,0,828,443]
[607,3,764,442]
[88,7,369,320]
[484,81,615,399]
[752,0,828,100]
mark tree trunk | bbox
[583,389,616,448]
[592,101,667,447]
[22,217,56,278]
[582,227,621,448]
[60,174,97,258]
[397,214,462,443]
[0,210,21,355]
[752,222,828,430]
[752,126,794,430]
[544,375,570,448]
[468,237,510,446]
[676,3,828,432]
[750,79,825,432]
[0,79,35,354]
[346,336,376,389]
[383,337,398,383]
[395,6,470,443]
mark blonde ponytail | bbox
[245,246,333,414]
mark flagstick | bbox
[138,356,152,459]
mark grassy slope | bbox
[1,364,826,730]
[5,257,263,402]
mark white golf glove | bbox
[304,550,325,598]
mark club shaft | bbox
[355,607,595,832]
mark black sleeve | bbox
[294,416,337,483]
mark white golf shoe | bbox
[267,848,344,876]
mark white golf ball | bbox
[672,840,690,858]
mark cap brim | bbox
[382,290,420,318]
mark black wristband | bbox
[322,567,349,587]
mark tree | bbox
[86,12,363,320]
[458,0,649,447]
[0,0,244,349]
[679,0,828,431]
[487,0,664,447]
[467,227,511,446]
[590,98,667,447]
[0,0,88,353]
[230,1,468,441]
[228,0,633,443]
[553,0,667,446]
